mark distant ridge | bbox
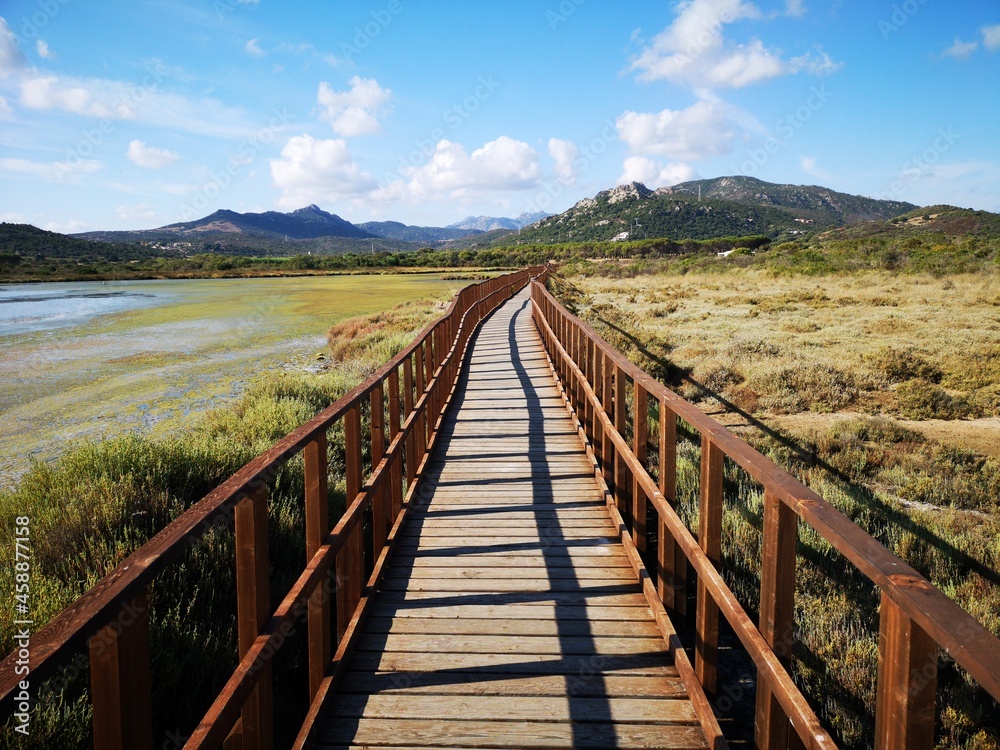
[448,212,549,232]
[159,204,375,240]
[499,177,919,245]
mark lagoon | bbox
[0,274,461,487]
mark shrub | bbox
[895,381,972,420]
[867,347,943,384]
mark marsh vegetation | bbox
[553,265,1000,749]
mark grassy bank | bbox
[553,266,1000,749]
[0,297,447,748]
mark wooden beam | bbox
[89,591,153,750]
[632,383,648,554]
[234,485,272,750]
[875,592,938,750]
[657,400,684,615]
[304,433,330,701]
[696,436,723,694]
[755,490,798,750]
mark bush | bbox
[895,380,972,420]
[868,347,943,384]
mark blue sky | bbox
[0,0,998,232]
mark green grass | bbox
[0,296,448,749]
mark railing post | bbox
[89,591,153,750]
[370,384,387,558]
[234,483,272,750]
[657,400,685,615]
[414,345,427,462]
[696,436,723,694]
[755,490,798,749]
[614,365,630,521]
[403,357,415,486]
[388,368,403,520]
[304,432,330,701]
[601,353,614,492]
[632,382,648,553]
[875,593,938,750]
[344,405,363,620]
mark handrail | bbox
[0,266,546,749]
[530,279,1000,750]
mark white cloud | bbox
[379,137,542,202]
[17,71,258,137]
[36,40,55,60]
[127,140,181,169]
[44,219,89,233]
[0,96,12,118]
[21,75,117,118]
[619,156,697,188]
[630,0,839,89]
[983,25,1000,51]
[316,76,392,137]
[245,38,265,57]
[942,38,978,60]
[0,156,101,181]
[617,99,755,161]
[785,0,806,18]
[548,138,580,183]
[800,155,832,180]
[270,134,378,208]
[115,203,157,222]
[0,18,26,77]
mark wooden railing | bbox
[531,279,1000,750]
[0,267,544,750]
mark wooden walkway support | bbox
[309,289,713,749]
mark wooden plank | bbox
[338,671,686,698]
[328,693,698,723]
[366,603,655,621]
[383,566,634,580]
[361,616,660,638]
[315,718,708,749]
[89,591,153,750]
[344,405,364,632]
[346,650,676,676]
[356,633,672,656]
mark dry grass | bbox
[558,267,1000,749]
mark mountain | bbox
[356,221,481,244]
[0,222,152,259]
[160,204,374,240]
[499,178,919,245]
[449,212,550,232]
[660,176,916,225]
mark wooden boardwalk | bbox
[315,289,709,749]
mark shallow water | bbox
[0,274,461,488]
[0,281,164,335]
